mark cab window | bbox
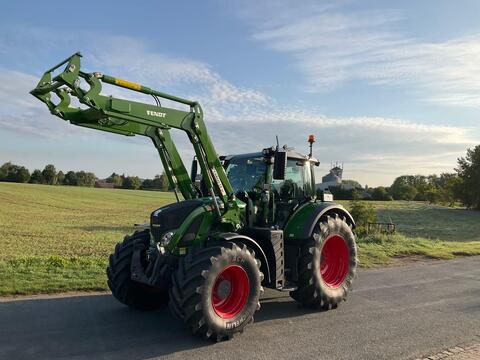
[272,159,313,201]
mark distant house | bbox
[317,163,344,191]
[95,180,116,189]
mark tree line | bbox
[321,145,480,210]
[2,145,479,209]
[0,162,170,191]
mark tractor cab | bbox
[222,147,319,228]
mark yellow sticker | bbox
[115,78,141,91]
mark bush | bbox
[349,201,377,235]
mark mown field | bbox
[1,182,479,295]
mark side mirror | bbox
[273,151,287,180]
[190,158,198,182]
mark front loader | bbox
[30,53,358,341]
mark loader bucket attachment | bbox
[30,53,81,116]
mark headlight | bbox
[161,231,174,246]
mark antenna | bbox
[276,135,280,150]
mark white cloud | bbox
[87,36,268,108]
[0,70,42,110]
[247,3,480,108]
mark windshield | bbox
[225,155,267,193]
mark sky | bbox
[0,0,479,187]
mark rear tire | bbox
[290,214,357,309]
[107,230,168,310]
[169,242,263,341]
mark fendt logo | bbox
[147,110,167,118]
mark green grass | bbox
[0,182,175,295]
[356,233,480,267]
[340,200,480,267]
[0,183,479,295]
[374,201,480,241]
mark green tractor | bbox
[31,53,358,341]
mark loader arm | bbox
[30,52,241,227]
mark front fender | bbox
[217,232,271,286]
[284,202,355,241]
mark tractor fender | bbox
[284,202,355,241]
[216,232,271,285]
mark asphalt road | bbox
[1,257,479,360]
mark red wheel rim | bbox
[211,265,250,319]
[320,235,349,288]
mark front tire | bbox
[107,230,168,310]
[169,242,263,341]
[291,214,357,309]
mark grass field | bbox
[1,182,479,295]
[0,183,175,295]
[340,200,480,267]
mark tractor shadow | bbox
[0,292,311,360]
[255,294,319,322]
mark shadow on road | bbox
[0,292,307,360]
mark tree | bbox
[389,176,418,200]
[0,162,12,181]
[57,171,65,185]
[41,164,57,185]
[29,169,43,184]
[437,173,461,206]
[141,173,170,191]
[371,186,390,201]
[9,166,30,183]
[76,171,96,187]
[0,162,30,183]
[106,172,123,187]
[158,172,170,191]
[64,171,78,186]
[342,179,362,189]
[456,145,480,210]
[425,188,441,204]
[325,186,358,200]
[122,176,141,190]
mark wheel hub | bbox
[320,235,349,288]
[211,265,250,319]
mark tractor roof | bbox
[223,149,313,162]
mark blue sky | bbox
[0,0,479,186]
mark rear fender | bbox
[284,202,355,241]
